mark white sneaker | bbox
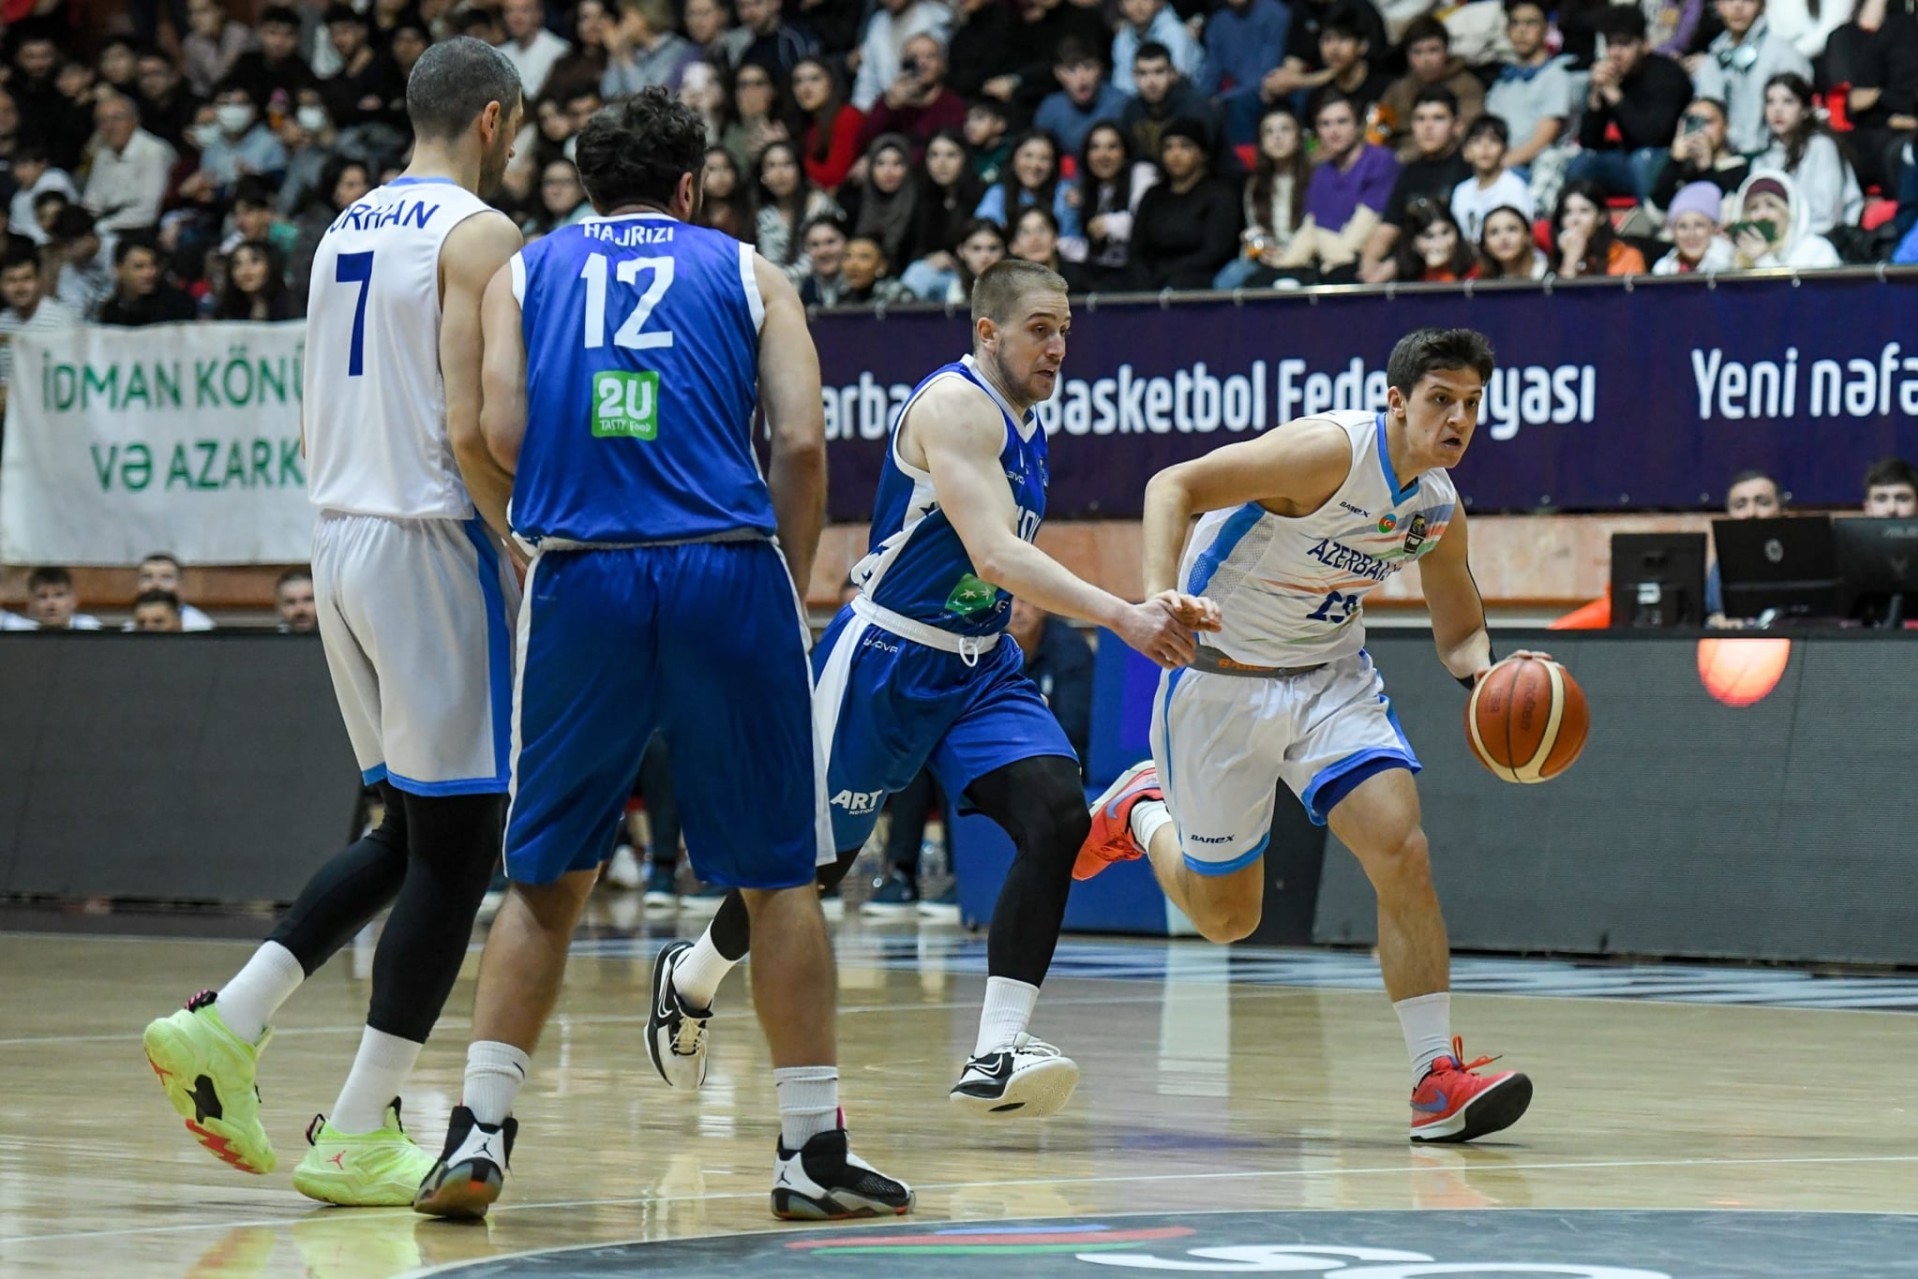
[948,1033,1080,1119]
[645,940,711,1090]
[605,844,643,889]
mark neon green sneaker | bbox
[292,1100,438,1207]
[142,990,275,1174]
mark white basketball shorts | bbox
[312,510,519,795]
[1149,649,1421,875]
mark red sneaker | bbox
[1408,1036,1533,1143]
[1074,760,1161,882]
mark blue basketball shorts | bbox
[809,603,1076,852]
[504,539,829,889]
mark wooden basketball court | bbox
[3,908,1914,1278]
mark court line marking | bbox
[7,1152,1918,1249]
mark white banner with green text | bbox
[0,321,312,565]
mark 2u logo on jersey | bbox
[593,370,659,440]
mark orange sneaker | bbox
[1408,1037,1533,1143]
[1075,761,1161,882]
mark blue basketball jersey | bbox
[850,355,1048,638]
[509,213,774,545]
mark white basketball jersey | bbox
[1181,410,1459,667]
[304,177,497,520]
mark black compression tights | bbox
[268,783,503,1042]
[706,755,1089,986]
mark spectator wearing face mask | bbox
[1652,180,1736,272]
[187,82,289,197]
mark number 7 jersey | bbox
[1182,410,1458,667]
[304,176,500,519]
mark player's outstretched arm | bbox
[916,381,1204,669]
[442,210,524,542]
[1418,505,1494,685]
[1140,417,1352,599]
[755,254,826,595]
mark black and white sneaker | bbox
[770,1127,914,1220]
[414,1105,517,1220]
[646,940,711,1090]
[948,1033,1080,1119]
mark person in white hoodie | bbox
[1652,179,1737,272]
[1727,168,1841,268]
[1754,72,1862,236]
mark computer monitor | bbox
[1609,533,1707,628]
[1833,517,1918,627]
[1712,516,1844,622]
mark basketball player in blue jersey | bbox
[141,39,526,1206]
[412,88,912,1222]
[1079,328,1549,1144]
[646,260,1221,1120]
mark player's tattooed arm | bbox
[1419,505,1495,685]
[754,253,827,596]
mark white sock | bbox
[328,1027,422,1134]
[671,931,737,1011]
[1394,992,1453,1083]
[464,1041,531,1127]
[973,976,1040,1057]
[773,1065,840,1148]
[1129,799,1173,851]
[215,941,306,1044]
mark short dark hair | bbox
[1465,113,1510,146]
[141,551,182,570]
[1133,39,1173,65]
[971,257,1067,329]
[1726,468,1778,497]
[50,204,97,242]
[133,588,181,613]
[1313,90,1359,124]
[405,36,522,142]
[1411,83,1459,116]
[232,175,274,210]
[258,4,301,28]
[1055,36,1099,67]
[1504,0,1546,16]
[26,566,71,591]
[574,87,708,212]
[1320,5,1371,42]
[113,237,157,267]
[1592,4,1648,40]
[802,211,851,242]
[322,2,364,24]
[1863,457,1918,494]
[0,245,39,275]
[276,567,313,591]
[1402,15,1450,49]
[14,144,49,167]
[1386,328,1495,395]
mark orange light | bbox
[1696,637,1792,707]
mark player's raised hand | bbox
[1149,590,1221,632]
[1116,600,1199,669]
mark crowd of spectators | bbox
[0,0,1904,371]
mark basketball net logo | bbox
[1073,1242,1668,1277]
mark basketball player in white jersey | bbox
[1077,328,1546,1144]
[142,38,527,1206]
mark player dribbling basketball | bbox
[1076,327,1548,1143]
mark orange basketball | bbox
[1465,655,1589,784]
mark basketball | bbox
[1465,655,1589,784]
